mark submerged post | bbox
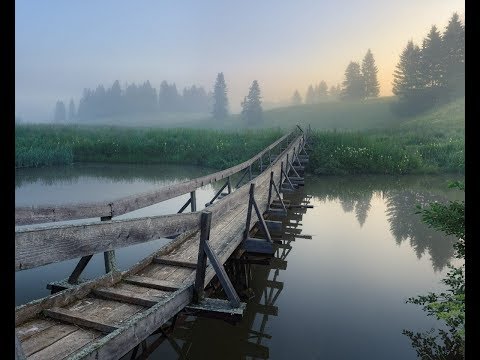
[101,216,117,273]
[267,171,274,207]
[194,211,212,303]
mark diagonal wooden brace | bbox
[194,211,241,308]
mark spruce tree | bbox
[291,90,302,105]
[421,25,446,91]
[54,100,66,122]
[392,40,423,99]
[305,85,315,104]
[317,81,329,100]
[68,99,76,121]
[241,80,263,125]
[442,13,465,96]
[212,72,229,121]
[341,61,365,100]
[362,49,380,98]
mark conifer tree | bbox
[392,40,423,99]
[212,72,229,121]
[362,49,380,98]
[241,80,263,124]
[291,90,302,105]
[305,85,315,104]
[54,100,66,122]
[442,13,465,96]
[341,61,365,100]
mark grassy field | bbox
[306,97,465,175]
[16,96,464,174]
[15,126,283,169]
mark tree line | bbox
[290,48,379,105]
[55,80,213,122]
[54,72,265,125]
[392,12,464,114]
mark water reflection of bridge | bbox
[121,191,313,359]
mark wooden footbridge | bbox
[15,126,312,360]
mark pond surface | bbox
[15,164,464,359]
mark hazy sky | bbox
[15,0,464,120]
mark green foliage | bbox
[15,124,283,169]
[404,181,465,358]
[308,130,463,175]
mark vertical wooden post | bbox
[249,164,252,180]
[101,216,117,273]
[194,211,212,303]
[286,153,290,175]
[244,184,255,240]
[190,191,197,212]
[227,176,232,194]
[267,171,274,208]
[104,251,117,273]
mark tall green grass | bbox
[15,124,284,169]
[308,129,464,175]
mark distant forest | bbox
[54,80,213,123]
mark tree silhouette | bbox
[291,90,302,105]
[212,72,229,121]
[362,49,380,98]
[241,80,263,125]
[442,13,465,97]
[421,25,446,95]
[53,100,66,122]
[392,40,423,100]
[341,61,365,100]
[316,81,329,101]
[305,85,315,104]
[68,99,76,122]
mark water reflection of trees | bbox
[307,174,463,271]
[15,163,214,188]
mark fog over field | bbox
[15,0,464,123]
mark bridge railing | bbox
[15,128,307,272]
[15,132,294,226]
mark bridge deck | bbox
[15,132,307,360]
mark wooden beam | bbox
[16,212,200,271]
[67,255,93,284]
[92,287,160,307]
[152,257,198,269]
[203,241,241,308]
[123,276,180,291]
[43,307,119,334]
[194,211,211,303]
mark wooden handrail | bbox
[15,132,293,226]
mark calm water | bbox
[15,164,464,359]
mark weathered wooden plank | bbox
[265,280,284,289]
[152,257,198,268]
[28,328,102,360]
[16,319,55,341]
[92,287,161,307]
[185,298,246,321]
[67,286,193,360]
[21,323,78,356]
[15,333,26,360]
[16,212,200,271]
[15,203,112,226]
[16,271,124,326]
[43,307,119,333]
[123,275,181,291]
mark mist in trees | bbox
[392,12,464,115]
[60,79,211,122]
[53,101,66,122]
[291,90,302,105]
[241,80,263,125]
